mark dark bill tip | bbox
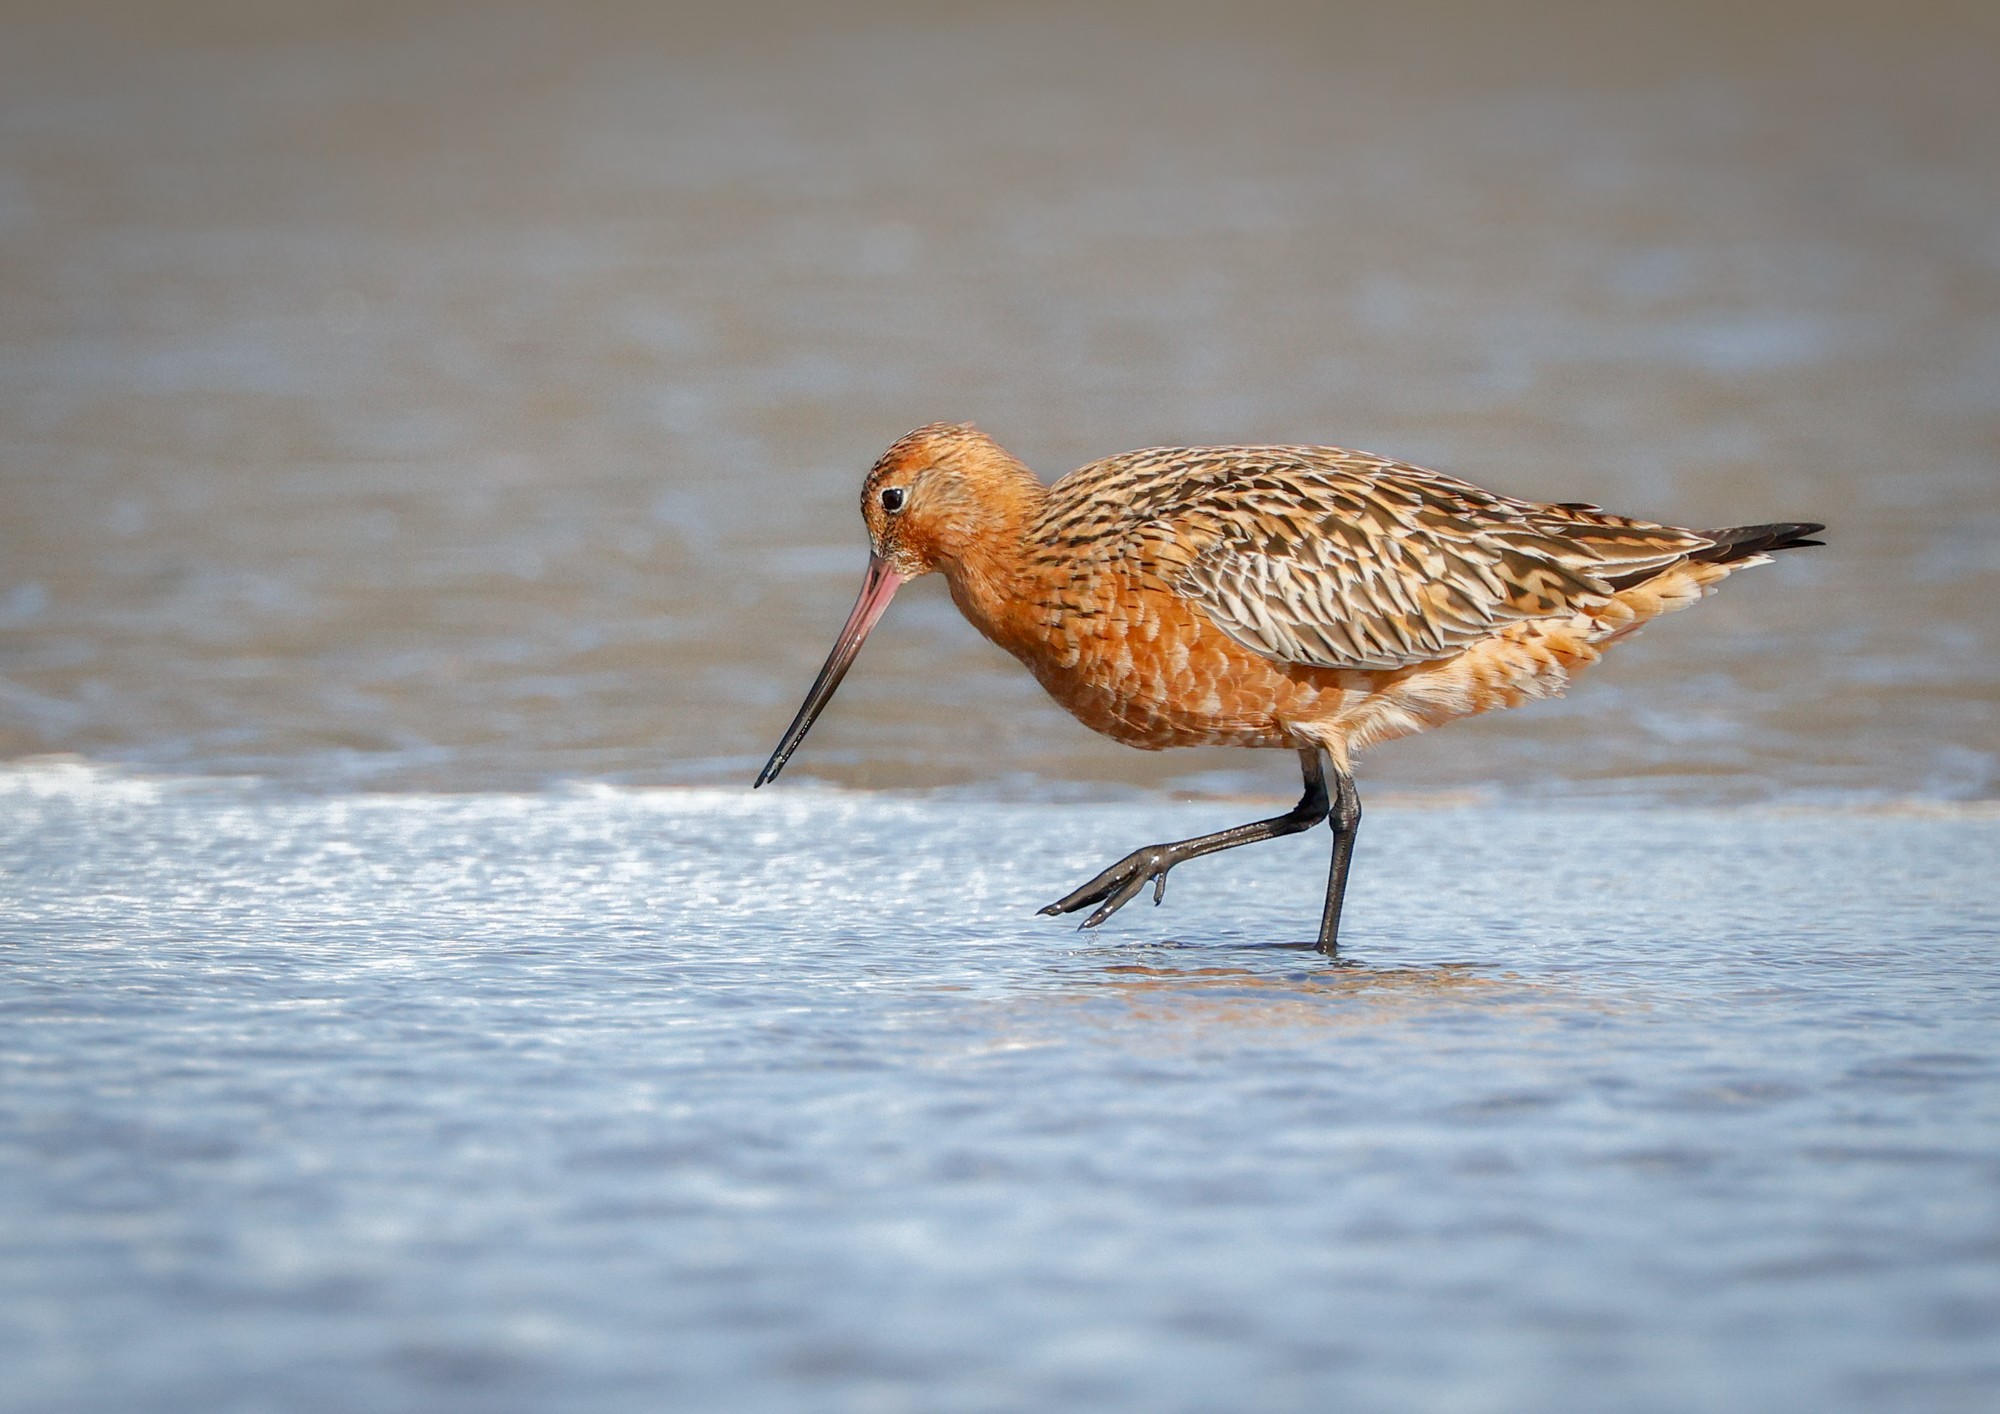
[754,555,904,788]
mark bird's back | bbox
[1026,444,1746,674]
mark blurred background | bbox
[2,0,1994,800]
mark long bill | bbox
[754,554,906,787]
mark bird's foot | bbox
[1039,845,1181,930]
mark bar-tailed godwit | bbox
[756,423,1823,952]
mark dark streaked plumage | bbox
[757,422,1825,952]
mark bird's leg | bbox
[1315,765,1363,956]
[1040,749,1332,930]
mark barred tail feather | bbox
[1690,522,1826,563]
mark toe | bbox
[1081,871,1150,929]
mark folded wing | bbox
[1136,450,1716,672]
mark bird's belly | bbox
[1001,583,1349,751]
[975,572,1614,759]
[953,561,1583,756]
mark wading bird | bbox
[755,423,1822,953]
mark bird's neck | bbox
[930,458,1047,646]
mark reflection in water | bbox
[1084,959,1594,1033]
[967,957,1615,1046]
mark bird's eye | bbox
[879,486,907,514]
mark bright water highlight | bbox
[4,765,1997,1412]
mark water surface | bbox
[4,765,1998,1411]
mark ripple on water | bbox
[4,769,1997,1411]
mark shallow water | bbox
[4,8,1999,1410]
[4,763,1998,1412]
[1,1,1996,799]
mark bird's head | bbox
[755,421,1040,787]
[859,421,1038,579]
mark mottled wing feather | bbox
[1040,446,1715,672]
